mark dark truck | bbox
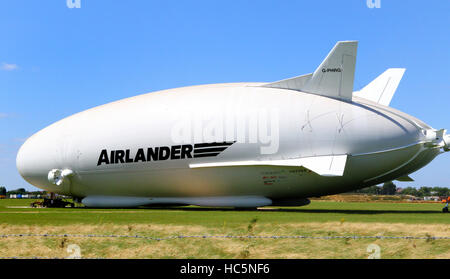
[30,197,75,208]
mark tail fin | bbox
[263,41,358,101]
[354,68,405,106]
[302,41,357,101]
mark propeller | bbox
[435,129,450,152]
[423,129,450,152]
[444,133,450,152]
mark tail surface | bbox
[302,41,358,101]
[354,68,405,106]
[263,41,358,101]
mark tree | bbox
[381,182,397,195]
[431,187,450,197]
[6,188,27,195]
[0,187,6,196]
[418,187,432,197]
[351,185,381,194]
[401,187,419,196]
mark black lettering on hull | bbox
[97,142,235,166]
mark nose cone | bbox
[16,133,51,190]
[16,138,31,179]
[16,124,73,192]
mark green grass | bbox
[0,199,447,226]
[0,199,449,259]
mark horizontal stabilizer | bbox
[395,175,414,182]
[190,155,347,177]
[263,41,358,101]
[354,68,405,106]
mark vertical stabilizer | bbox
[302,41,358,101]
[354,68,406,106]
[262,41,358,101]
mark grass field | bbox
[0,199,449,259]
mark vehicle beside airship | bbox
[16,41,450,208]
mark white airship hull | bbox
[16,84,441,204]
[16,41,449,207]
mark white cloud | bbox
[1,63,18,71]
[0,113,8,118]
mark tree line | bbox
[351,183,450,197]
[1,185,449,198]
[0,187,46,196]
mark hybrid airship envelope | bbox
[17,41,450,208]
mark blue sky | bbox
[1,0,449,191]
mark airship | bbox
[16,41,450,208]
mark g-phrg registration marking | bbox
[97,142,235,166]
[260,170,288,185]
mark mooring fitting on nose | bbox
[47,169,74,186]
